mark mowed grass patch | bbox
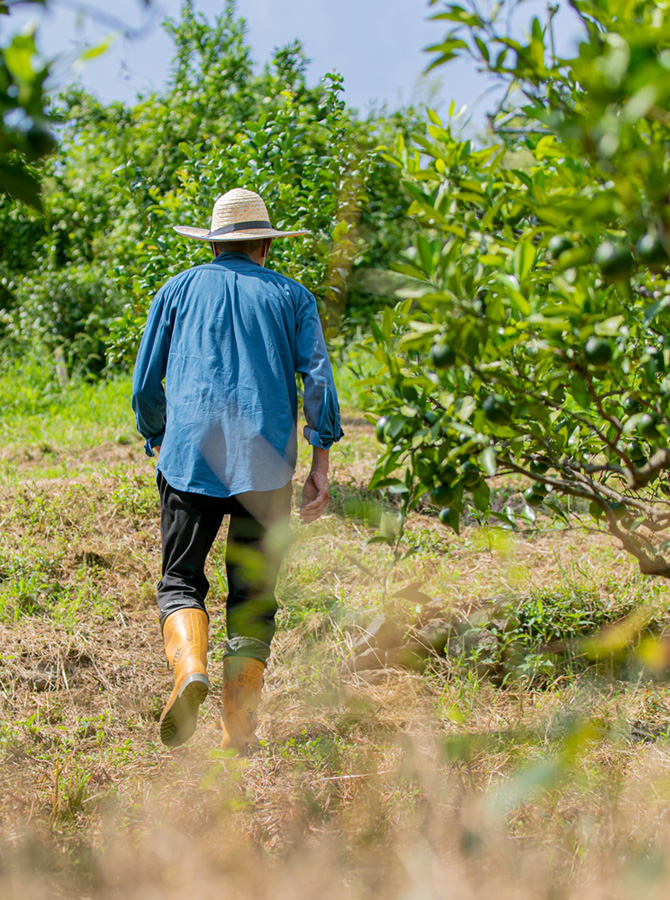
[0,361,140,469]
[0,470,161,627]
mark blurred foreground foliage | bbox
[0,0,417,374]
[0,0,55,210]
[365,0,670,579]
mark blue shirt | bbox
[131,251,343,497]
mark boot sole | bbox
[160,673,209,748]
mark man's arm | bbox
[299,447,329,524]
[131,288,171,458]
[294,289,344,524]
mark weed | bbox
[0,548,63,619]
[276,730,344,774]
[51,761,94,824]
[110,469,158,520]
[74,713,107,745]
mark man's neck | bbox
[214,250,264,266]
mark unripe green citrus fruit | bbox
[26,125,57,159]
[636,232,668,266]
[524,487,544,507]
[440,464,459,486]
[589,500,604,519]
[438,507,451,526]
[638,413,660,438]
[623,396,641,414]
[584,337,612,367]
[461,462,481,490]
[430,342,456,369]
[593,241,634,278]
[608,501,627,521]
[431,484,456,506]
[547,234,573,260]
[625,441,647,463]
[482,393,511,425]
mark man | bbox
[132,188,343,754]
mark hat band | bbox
[210,219,273,237]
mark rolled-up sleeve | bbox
[294,289,344,449]
[131,287,171,457]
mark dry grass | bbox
[2,397,670,898]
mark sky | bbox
[3,0,584,127]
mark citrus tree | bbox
[366,0,670,578]
[106,1,417,361]
[107,66,393,361]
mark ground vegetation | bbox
[1,368,670,898]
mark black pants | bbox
[157,473,292,664]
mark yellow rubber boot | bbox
[160,608,209,748]
[220,656,265,754]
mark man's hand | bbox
[154,445,161,461]
[300,447,330,523]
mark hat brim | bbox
[173,225,310,241]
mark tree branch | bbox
[605,512,670,577]
[625,448,670,489]
[6,0,156,41]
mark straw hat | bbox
[173,188,309,241]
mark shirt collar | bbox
[213,251,260,266]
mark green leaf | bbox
[398,326,441,350]
[544,501,569,523]
[474,36,490,63]
[370,320,385,346]
[0,163,42,209]
[644,296,670,325]
[445,506,460,534]
[430,7,480,26]
[455,396,476,421]
[594,316,624,336]
[479,446,497,476]
[471,479,491,512]
[570,374,591,410]
[489,510,515,528]
[80,35,115,61]
[425,38,470,71]
[369,473,404,490]
[4,32,35,81]
[513,241,535,282]
[389,484,410,494]
[531,16,544,42]
[381,305,394,341]
[496,274,531,315]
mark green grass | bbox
[0,343,374,459]
[0,359,137,452]
[109,468,160,519]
